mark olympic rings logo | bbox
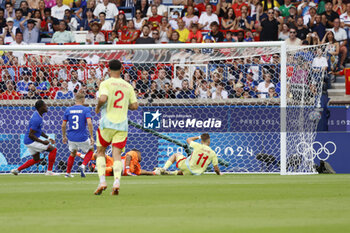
[296,141,337,161]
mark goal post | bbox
[0,42,326,175]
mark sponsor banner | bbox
[327,106,350,131]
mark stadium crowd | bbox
[0,0,347,100]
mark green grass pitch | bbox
[0,174,349,233]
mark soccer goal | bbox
[0,42,327,175]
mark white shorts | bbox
[68,139,92,154]
[25,141,50,155]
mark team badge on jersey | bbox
[143,110,161,129]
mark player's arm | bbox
[186,135,201,145]
[213,165,222,175]
[41,132,55,144]
[95,94,108,114]
[61,120,68,144]
[87,118,94,145]
[28,129,49,145]
[129,102,138,110]
[125,154,136,176]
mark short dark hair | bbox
[35,100,45,111]
[201,133,210,142]
[15,9,23,13]
[131,148,140,153]
[109,59,122,71]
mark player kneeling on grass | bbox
[61,93,94,178]
[157,134,221,176]
[11,100,58,176]
[88,149,158,176]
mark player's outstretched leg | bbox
[65,154,75,178]
[79,149,93,178]
[94,147,107,195]
[111,147,123,196]
[11,153,41,175]
[157,153,182,175]
[45,146,60,176]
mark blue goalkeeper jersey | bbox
[24,111,43,145]
[63,105,92,142]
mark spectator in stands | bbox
[331,18,347,69]
[322,1,339,28]
[187,23,202,43]
[279,0,292,17]
[113,10,127,31]
[0,8,7,29]
[48,77,60,99]
[135,69,150,98]
[51,20,75,43]
[120,20,139,43]
[309,14,326,41]
[304,6,317,25]
[262,0,280,12]
[216,0,232,18]
[163,83,176,98]
[55,80,74,99]
[14,9,25,28]
[136,0,149,18]
[147,80,164,99]
[183,5,198,29]
[31,0,42,11]
[168,11,179,30]
[43,8,59,32]
[4,3,15,18]
[169,30,180,43]
[19,1,31,17]
[108,30,119,43]
[51,0,70,20]
[235,5,253,31]
[146,0,167,17]
[85,53,99,64]
[135,25,155,44]
[296,17,309,41]
[0,81,20,99]
[173,66,188,90]
[223,31,235,42]
[334,0,346,15]
[93,0,118,21]
[198,4,219,30]
[195,80,210,99]
[212,82,228,99]
[158,16,170,43]
[340,3,350,28]
[155,67,171,90]
[64,9,78,31]
[297,0,315,17]
[133,9,146,30]
[196,0,215,14]
[25,83,41,99]
[305,31,320,45]
[2,17,20,44]
[148,4,162,26]
[258,8,279,41]
[68,70,81,93]
[278,23,289,40]
[176,80,195,99]
[257,73,274,98]
[268,87,278,98]
[86,21,105,44]
[36,70,50,97]
[20,18,41,43]
[16,72,31,95]
[221,7,235,30]
[285,27,302,46]
[232,0,247,18]
[151,28,160,43]
[76,0,95,21]
[284,5,297,29]
[98,12,112,30]
[44,0,56,9]
[208,21,222,42]
[10,31,27,46]
[176,19,189,43]
[321,31,339,73]
[243,71,258,96]
[79,8,94,31]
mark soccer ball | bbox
[309,111,321,121]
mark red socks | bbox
[47,148,57,171]
[82,151,93,166]
[66,155,75,174]
[18,159,40,171]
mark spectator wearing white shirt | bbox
[257,73,275,98]
[51,20,75,43]
[312,49,328,71]
[2,17,19,44]
[212,82,228,99]
[340,3,350,28]
[85,54,100,64]
[64,9,78,31]
[94,0,118,21]
[331,18,347,69]
[68,70,82,93]
[146,0,167,17]
[99,12,112,30]
[51,0,70,20]
[198,4,219,30]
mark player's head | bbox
[35,100,47,113]
[75,93,85,104]
[109,59,122,72]
[131,149,141,162]
[201,133,210,145]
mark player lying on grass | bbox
[62,93,94,178]
[87,149,158,176]
[156,134,222,176]
[11,100,58,176]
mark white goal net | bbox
[0,43,327,175]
